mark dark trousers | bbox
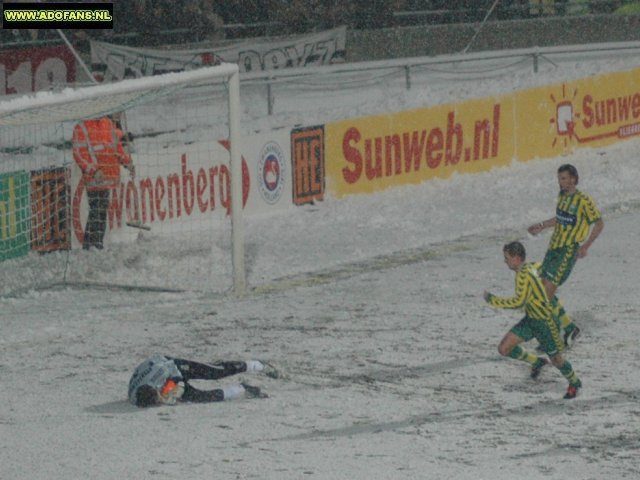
[171,359,247,403]
[83,189,110,250]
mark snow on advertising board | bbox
[0,124,292,258]
[70,129,292,248]
[323,66,640,198]
[2,65,639,259]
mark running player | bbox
[527,164,604,346]
[484,241,582,399]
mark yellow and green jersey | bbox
[549,190,601,249]
[488,262,551,321]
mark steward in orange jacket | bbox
[72,115,134,249]
[72,116,133,190]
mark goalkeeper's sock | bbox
[245,360,265,373]
[221,383,246,400]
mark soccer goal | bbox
[0,64,246,296]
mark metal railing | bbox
[239,41,640,115]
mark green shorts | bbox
[510,315,564,356]
[541,244,578,287]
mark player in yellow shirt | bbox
[484,241,581,399]
[528,164,604,347]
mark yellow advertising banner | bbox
[325,96,516,197]
[516,68,640,160]
[323,66,640,198]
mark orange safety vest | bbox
[72,117,131,191]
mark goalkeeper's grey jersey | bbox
[128,355,183,404]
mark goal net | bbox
[0,64,245,296]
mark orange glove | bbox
[159,379,184,405]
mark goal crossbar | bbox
[0,63,239,125]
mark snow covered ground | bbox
[2,48,640,479]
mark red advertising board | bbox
[0,44,76,95]
[291,126,325,205]
[31,166,71,253]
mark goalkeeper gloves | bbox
[159,379,185,405]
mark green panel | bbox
[0,171,31,261]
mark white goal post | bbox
[0,64,245,296]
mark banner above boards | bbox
[90,26,347,82]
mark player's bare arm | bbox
[578,217,604,258]
[527,217,556,235]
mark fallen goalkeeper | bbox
[128,355,279,407]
